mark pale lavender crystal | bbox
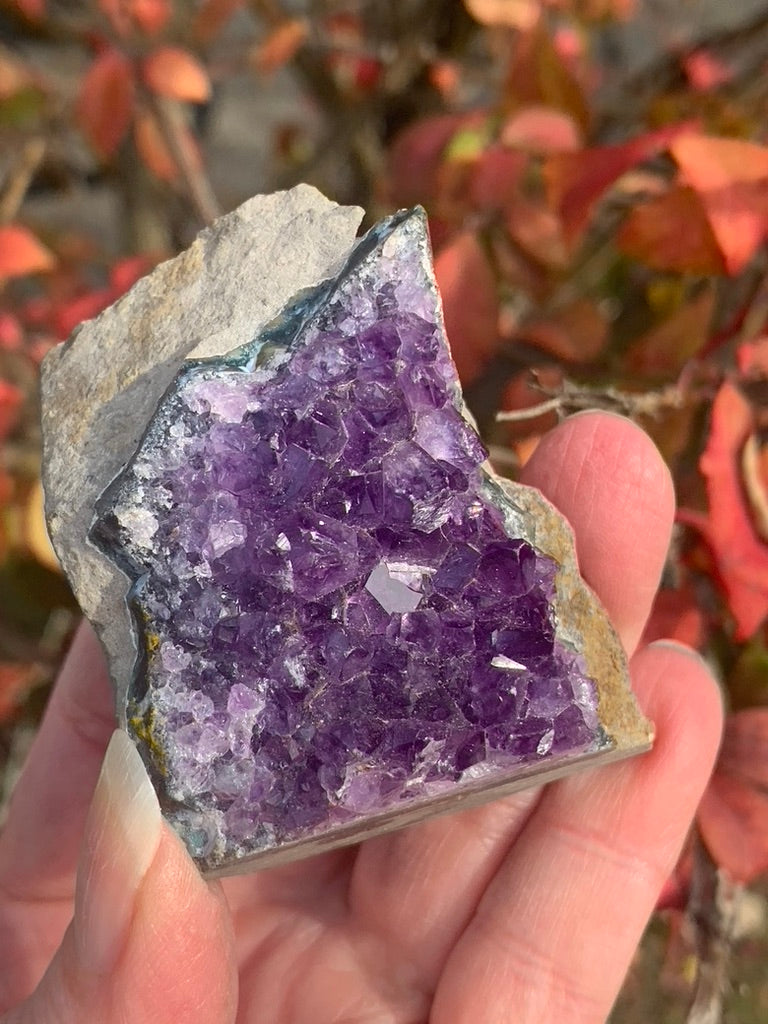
[91,208,607,870]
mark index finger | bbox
[520,411,675,656]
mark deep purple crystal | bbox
[92,208,604,868]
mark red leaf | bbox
[0,313,23,351]
[671,135,768,274]
[683,50,732,92]
[52,289,113,339]
[617,186,725,275]
[434,231,500,386]
[11,0,45,21]
[501,106,581,154]
[109,255,154,295]
[699,367,768,639]
[699,709,768,883]
[0,663,36,723]
[192,0,243,45]
[0,379,22,441]
[142,47,211,103]
[698,773,768,884]
[40,255,153,344]
[468,147,528,212]
[0,224,55,278]
[76,49,135,159]
[718,709,768,788]
[544,123,692,246]
[387,113,472,209]
[641,585,706,649]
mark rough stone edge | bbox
[41,186,364,721]
[494,477,654,752]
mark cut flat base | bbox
[42,189,652,876]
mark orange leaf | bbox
[626,286,714,376]
[0,224,55,278]
[134,110,175,181]
[0,53,32,100]
[501,106,581,154]
[76,49,135,159]
[516,299,608,362]
[26,480,59,571]
[251,19,310,76]
[671,135,768,274]
[131,0,171,35]
[699,368,768,639]
[506,194,567,268]
[192,0,243,45]
[428,60,460,100]
[434,231,500,386]
[134,110,202,183]
[618,186,725,275]
[544,122,692,246]
[143,46,211,103]
[464,0,540,29]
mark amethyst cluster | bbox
[91,209,604,869]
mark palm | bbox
[0,414,721,1024]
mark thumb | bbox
[7,730,237,1024]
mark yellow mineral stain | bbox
[129,706,166,776]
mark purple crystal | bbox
[91,208,606,870]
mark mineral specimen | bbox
[42,187,652,876]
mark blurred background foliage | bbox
[2,0,768,1018]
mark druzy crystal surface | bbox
[91,209,608,870]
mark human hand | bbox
[0,412,723,1024]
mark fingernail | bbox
[647,639,708,665]
[74,729,162,975]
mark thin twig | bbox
[496,381,685,424]
[0,138,46,225]
[147,96,221,226]
[496,397,565,422]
